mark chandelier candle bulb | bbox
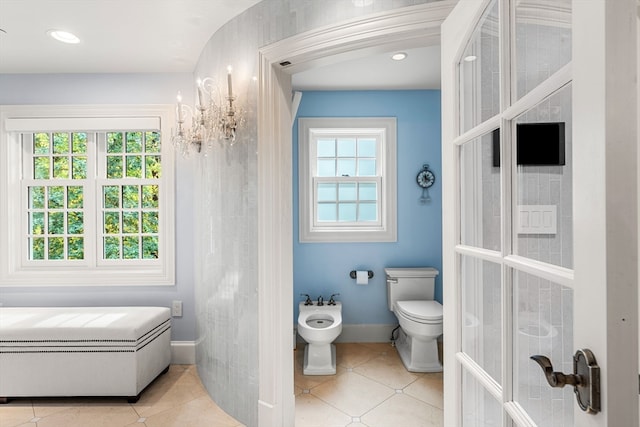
[227,66,233,98]
[176,92,183,122]
[196,79,204,107]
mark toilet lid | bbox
[395,300,443,323]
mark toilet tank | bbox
[385,267,439,312]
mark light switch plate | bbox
[517,205,557,235]
[171,300,183,317]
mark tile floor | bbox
[1,343,444,427]
[294,342,443,427]
[0,365,244,427]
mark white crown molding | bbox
[260,1,457,75]
[516,2,571,29]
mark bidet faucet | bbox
[328,293,340,305]
[317,296,324,306]
[300,294,312,306]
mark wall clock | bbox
[416,164,435,189]
[416,164,435,204]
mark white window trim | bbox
[298,117,397,243]
[0,105,175,286]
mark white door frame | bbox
[573,1,638,424]
[441,5,484,426]
[637,11,640,424]
[256,2,456,426]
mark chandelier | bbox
[172,66,244,155]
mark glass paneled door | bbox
[441,1,638,427]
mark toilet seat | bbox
[395,300,442,324]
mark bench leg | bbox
[126,365,170,404]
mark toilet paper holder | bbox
[349,270,374,279]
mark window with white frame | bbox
[0,106,175,286]
[298,117,397,242]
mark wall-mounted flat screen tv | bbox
[492,122,566,167]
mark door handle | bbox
[530,349,600,414]
[530,355,582,387]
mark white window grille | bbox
[298,117,397,242]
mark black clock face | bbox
[417,170,435,188]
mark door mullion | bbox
[500,1,515,426]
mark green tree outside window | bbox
[26,130,162,261]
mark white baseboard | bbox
[337,324,397,343]
[171,341,196,364]
[295,324,397,345]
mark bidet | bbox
[297,301,342,375]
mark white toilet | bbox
[297,299,342,375]
[385,267,442,372]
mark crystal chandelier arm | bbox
[172,67,245,155]
[199,77,217,98]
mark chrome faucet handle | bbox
[300,294,312,306]
[317,296,324,306]
[328,293,340,305]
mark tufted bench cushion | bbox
[0,306,171,403]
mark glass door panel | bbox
[459,0,500,134]
[515,84,573,269]
[515,0,572,100]
[514,270,574,427]
[462,369,502,427]
[461,255,502,383]
[460,132,502,252]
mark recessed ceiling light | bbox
[463,55,477,62]
[47,29,80,44]
[391,52,408,61]
[352,0,374,6]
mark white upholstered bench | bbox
[0,306,171,403]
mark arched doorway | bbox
[256,2,455,425]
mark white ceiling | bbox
[0,0,441,90]
[292,45,441,91]
[0,0,263,73]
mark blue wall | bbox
[293,90,442,326]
